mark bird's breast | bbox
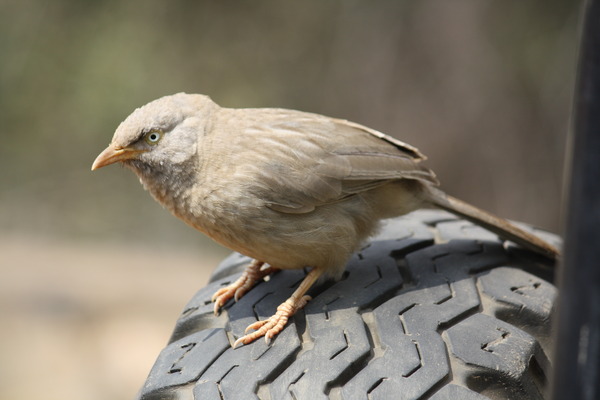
[181,186,382,275]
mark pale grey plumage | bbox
[92,92,559,346]
[105,93,437,273]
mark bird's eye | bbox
[144,129,163,145]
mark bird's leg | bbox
[233,267,323,348]
[211,259,278,315]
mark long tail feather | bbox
[426,190,559,259]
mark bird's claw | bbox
[211,260,268,315]
[211,286,232,315]
[211,284,248,315]
[232,295,311,348]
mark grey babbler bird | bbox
[92,93,559,347]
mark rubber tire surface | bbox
[139,210,560,400]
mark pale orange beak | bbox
[91,145,142,170]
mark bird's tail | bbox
[425,189,560,259]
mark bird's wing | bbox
[233,109,438,214]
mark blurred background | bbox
[0,1,580,399]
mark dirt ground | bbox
[0,234,224,400]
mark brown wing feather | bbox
[230,108,437,213]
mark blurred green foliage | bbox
[0,0,579,249]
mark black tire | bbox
[138,210,560,400]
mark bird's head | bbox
[92,93,215,177]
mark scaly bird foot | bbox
[233,295,311,348]
[211,260,278,315]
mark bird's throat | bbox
[126,158,198,222]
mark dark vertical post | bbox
[551,0,600,399]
